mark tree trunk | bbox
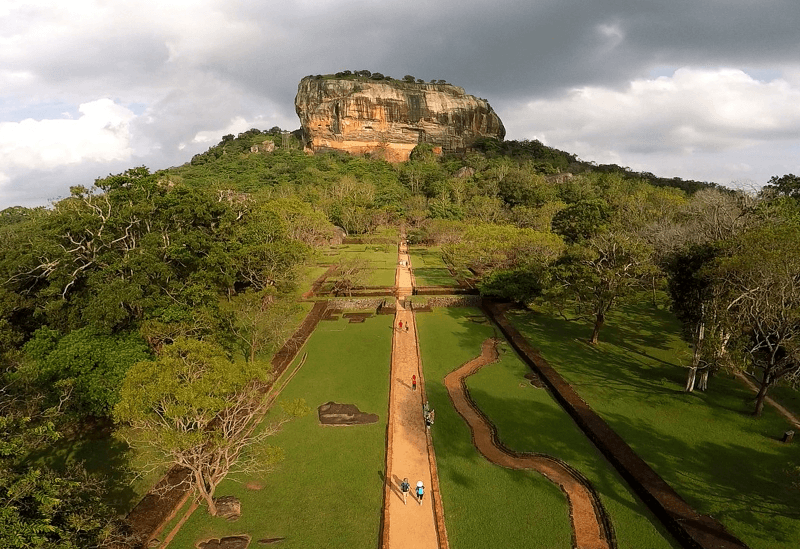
[194,470,217,516]
[685,367,697,392]
[651,276,657,306]
[754,375,771,417]
[686,321,705,392]
[590,312,604,344]
[698,369,709,391]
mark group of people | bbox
[423,401,434,427]
[424,408,435,427]
[400,477,425,505]
[398,315,430,507]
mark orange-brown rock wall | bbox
[295,77,504,161]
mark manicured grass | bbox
[417,308,677,549]
[416,308,570,549]
[165,313,393,549]
[324,244,398,287]
[299,265,330,288]
[408,246,458,287]
[506,299,800,549]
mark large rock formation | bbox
[295,76,505,161]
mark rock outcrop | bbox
[295,76,505,161]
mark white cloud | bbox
[190,117,251,145]
[0,98,135,177]
[2,1,800,205]
[503,67,800,183]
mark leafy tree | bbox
[465,195,505,224]
[551,199,612,244]
[427,193,463,220]
[509,202,565,232]
[713,223,800,416]
[114,337,308,516]
[0,402,126,548]
[22,327,152,419]
[443,224,564,280]
[479,265,550,304]
[261,197,335,247]
[763,173,800,199]
[549,232,657,344]
[226,290,301,363]
[665,243,724,391]
[496,166,555,207]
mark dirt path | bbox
[443,339,616,549]
[381,239,444,549]
[736,373,800,429]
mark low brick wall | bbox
[482,301,749,549]
[424,295,483,308]
[414,286,478,296]
[326,298,384,311]
[315,287,395,298]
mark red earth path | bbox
[443,339,615,549]
[381,238,445,549]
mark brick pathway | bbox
[381,239,443,549]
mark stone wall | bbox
[419,295,483,308]
[326,298,384,311]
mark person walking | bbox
[416,481,425,505]
[405,323,409,333]
[412,374,417,391]
[400,478,410,505]
[399,320,403,332]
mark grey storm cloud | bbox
[1,0,800,207]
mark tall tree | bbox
[226,290,301,363]
[665,243,726,391]
[21,327,152,419]
[763,173,800,200]
[714,223,800,416]
[442,224,564,280]
[114,338,308,516]
[550,232,657,344]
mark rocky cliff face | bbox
[295,77,505,161]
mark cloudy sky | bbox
[2,0,800,208]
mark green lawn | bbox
[323,243,398,287]
[416,308,677,549]
[165,313,393,548]
[408,246,458,287]
[506,299,800,549]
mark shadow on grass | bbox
[27,421,141,513]
[601,409,800,548]
[509,316,680,399]
[503,300,800,549]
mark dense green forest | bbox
[1,127,798,546]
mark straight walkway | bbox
[381,239,441,549]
